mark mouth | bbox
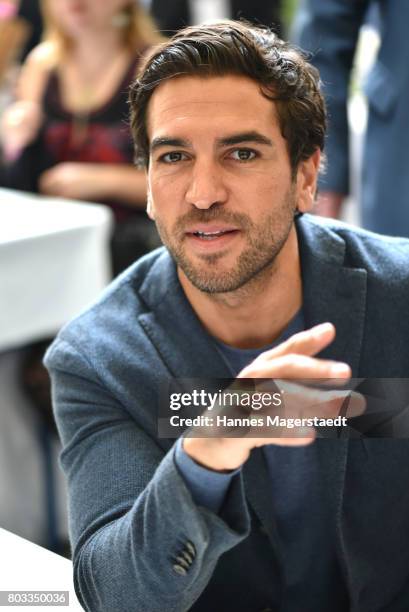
[187,229,239,240]
[185,225,240,240]
[183,226,241,252]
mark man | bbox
[45,21,409,611]
[294,0,409,236]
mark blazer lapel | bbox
[298,217,370,601]
[236,219,370,582]
[137,250,232,380]
[297,216,367,377]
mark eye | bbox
[159,151,188,163]
[229,148,258,162]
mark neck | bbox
[69,28,126,68]
[178,226,303,349]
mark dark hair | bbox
[129,20,326,173]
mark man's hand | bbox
[183,323,362,471]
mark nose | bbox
[185,159,228,209]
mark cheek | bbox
[241,176,295,223]
[241,173,286,204]
[149,171,186,207]
[147,176,174,224]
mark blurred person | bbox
[0,1,29,85]
[0,1,42,62]
[0,1,163,553]
[1,0,163,274]
[295,0,409,236]
[150,0,282,36]
[45,21,409,611]
[0,2,41,158]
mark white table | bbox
[0,188,113,351]
[0,188,113,550]
[0,527,82,610]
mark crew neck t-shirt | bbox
[175,310,349,610]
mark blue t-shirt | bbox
[175,311,349,610]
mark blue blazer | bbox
[45,216,409,611]
[296,0,409,236]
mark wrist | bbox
[182,436,249,472]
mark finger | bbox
[289,392,365,421]
[250,427,316,446]
[263,322,336,360]
[239,353,351,380]
[278,377,349,389]
[277,383,365,418]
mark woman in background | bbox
[0,2,164,494]
[1,0,163,274]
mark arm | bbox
[174,437,240,514]
[45,323,356,611]
[0,41,55,160]
[294,0,370,212]
[45,339,250,612]
[38,162,148,208]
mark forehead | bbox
[146,75,281,141]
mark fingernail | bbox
[312,322,333,336]
[329,363,350,376]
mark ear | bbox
[295,149,321,214]
[146,193,155,220]
[146,173,155,220]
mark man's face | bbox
[146,75,317,293]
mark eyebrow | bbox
[150,137,189,153]
[217,131,273,147]
[149,131,273,153]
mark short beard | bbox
[155,187,297,294]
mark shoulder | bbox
[300,215,409,281]
[44,248,176,445]
[17,41,58,101]
[298,216,409,375]
[25,41,58,68]
[45,247,172,368]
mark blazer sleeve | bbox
[294,0,370,195]
[44,338,251,612]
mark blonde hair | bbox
[40,1,164,56]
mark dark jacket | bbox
[45,216,409,611]
[296,0,409,235]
